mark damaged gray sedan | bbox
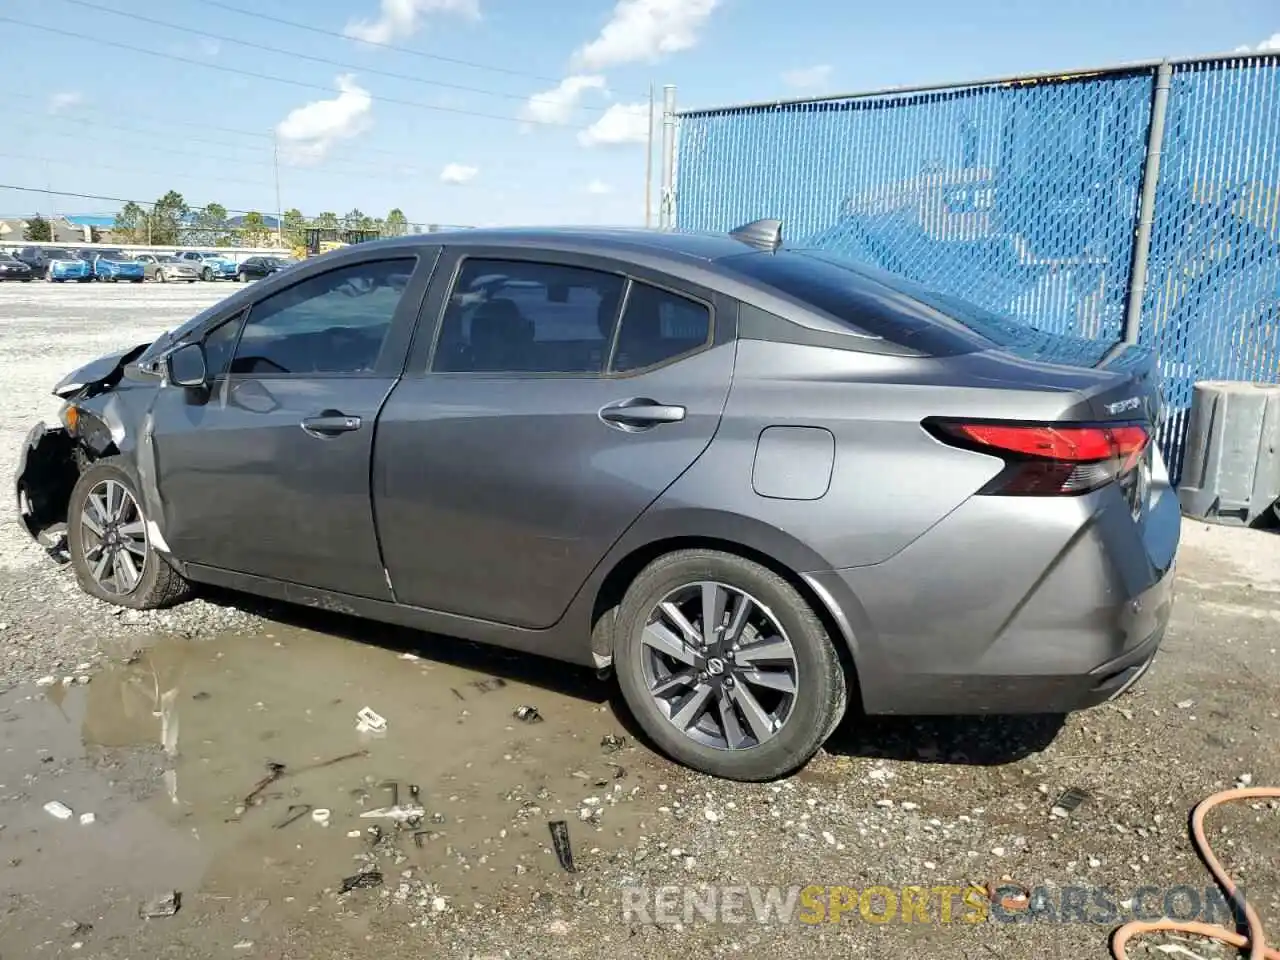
[14,226,1179,783]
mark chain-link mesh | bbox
[1140,57,1280,472]
[675,58,1280,482]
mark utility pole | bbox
[659,84,677,230]
[644,82,655,228]
[273,137,284,248]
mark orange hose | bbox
[1110,787,1280,960]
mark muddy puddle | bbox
[1,623,676,957]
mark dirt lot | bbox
[1,281,1278,960]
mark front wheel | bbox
[201,267,213,282]
[67,458,192,610]
[613,549,847,782]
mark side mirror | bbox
[166,342,208,388]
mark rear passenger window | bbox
[433,258,626,374]
[611,282,711,373]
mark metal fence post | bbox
[1122,60,1173,344]
[659,84,677,230]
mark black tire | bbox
[67,457,192,610]
[613,548,846,781]
[201,267,213,282]
[158,270,168,283]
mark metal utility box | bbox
[1177,381,1280,526]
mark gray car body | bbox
[16,227,1180,716]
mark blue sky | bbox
[0,0,1276,229]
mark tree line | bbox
[21,191,411,249]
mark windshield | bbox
[45,249,74,259]
[101,253,131,262]
[0,252,16,261]
[158,256,181,263]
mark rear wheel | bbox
[613,549,846,781]
[201,267,213,282]
[67,458,192,610]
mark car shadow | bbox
[194,586,1067,772]
[198,586,609,705]
[823,711,1067,766]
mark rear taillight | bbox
[926,419,1150,496]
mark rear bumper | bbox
[805,480,1180,716]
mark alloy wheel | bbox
[79,479,148,595]
[640,581,799,750]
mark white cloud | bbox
[573,0,719,70]
[578,102,652,147]
[275,74,373,165]
[522,75,607,125]
[440,162,478,184]
[586,179,614,195]
[782,64,833,90]
[345,0,480,44]
[47,91,83,114]
[1236,33,1280,52]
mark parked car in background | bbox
[134,254,200,283]
[14,246,91,281]
[237,256,297,282]
[177,251,238,281]
[13,222,1179,782]
[90,251,146,283]
[0,251,34,281]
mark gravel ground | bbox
[1,281,1279,960]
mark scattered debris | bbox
[600,734,626,753]
[272,804,312,830]
[35,676,56,687]
[549,820,576,873]
[980,882,1029,912]
[233,940,254,951]
[514,705,543,723]
[355,706,387,734]
[311,808,331,826]
[339,870,383,893]
[230,751,366,822]
[43,801,74,820]
[192,691,211,701]
[78,812,95,825]
[61,921,93,937]
[139,892,181,919]
[469,678,507,694]
[1176,699,1195,709]
[347,830,363,839]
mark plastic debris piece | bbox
[43,801,74,820]
[340,870,383,893]
[346,830,362,838]
[139,891,181,919]
[549,820,576,873]
[1050,787,1091,818]
[355,707,387,734]
[514,705,543,724]
[359,804,426,823]
[78,812,96,825]
[600,735,627,753]
[35,676,56,687]
[311,808,331,826]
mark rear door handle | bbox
[300,412,362,438]
[599,398,687,430]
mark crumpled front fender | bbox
[14,422,78,545]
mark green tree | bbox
[112,203,147,244]
[384,208,408,237]
[341,208,367,232]
[281,207,307,249]
[89,225,104,243]
[315,211,339,231]
[24,215,53,242]
[238,211,270,247]
[192,202,228,246]
[150,190,189,246]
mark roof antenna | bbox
[728,218,783,253]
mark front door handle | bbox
[598,397,687,431]
[301,411,362,438]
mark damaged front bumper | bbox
[15,422,79,548]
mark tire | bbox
[613,549,846,781]
[44,271,54,283]
[131,278,144,283]
[201,267,213,282]
[158,270,168,283]
[67,457,192,610]
[236,271,245,282]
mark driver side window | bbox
[229,258,416,376]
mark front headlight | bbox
[59,402,81,434]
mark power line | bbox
[190,0,573,88]
[57,0,604,113]
[0,15,581,128]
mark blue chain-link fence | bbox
[674,55,1280,483]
